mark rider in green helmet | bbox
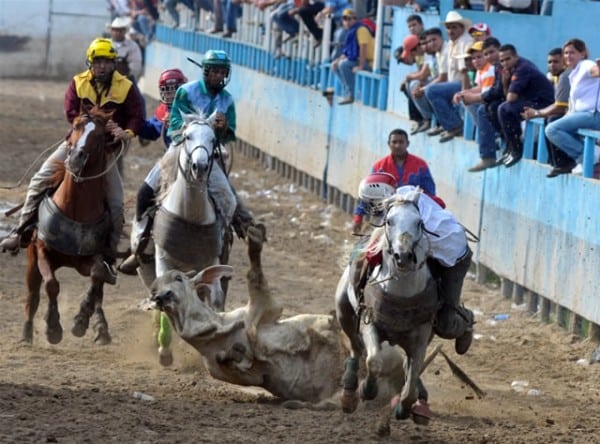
[119,49,254,275]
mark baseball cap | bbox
[342,8,356,18]
[400,34,420,59]
[455,41,484,59]
[469,22,491,36]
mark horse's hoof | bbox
[158,347,174,367]
[71,315,89,337]
[94,329,112,345]
[376,420,391,437]
[46,326,63,345]
[359,378,378,401]
[340,389,359,414]
[411,399,432,425]
[21,322,33,344]
[391,396,411,421]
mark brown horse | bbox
[22,107,118,345]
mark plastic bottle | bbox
[132,391,155,401]
[493,314,510,321]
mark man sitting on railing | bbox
[521,47,570,167]
[332,7,374,105]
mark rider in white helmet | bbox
[355,175,475,355]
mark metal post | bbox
[372,0,385,73]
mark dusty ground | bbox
[0,80,599,444]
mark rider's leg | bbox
[101,156,124,285]
[207,162,239,226]
[1,141,69,253]
[118,163,161,274]
[432,248,474,355]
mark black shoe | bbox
[455,327,473,355]
[503,151,522,168]
[411,119,431,135]
[546,165,574,178]
[496,150,510,166]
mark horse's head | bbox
[178,112,218,184]
[382,189,430,273]
[66,107,112,179]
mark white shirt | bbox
[112,38,143,80]
[397,186,468,267]
[568,59,600,113]
[447,32,473,82]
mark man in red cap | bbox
[469,22,492,42]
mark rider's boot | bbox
[231,200,255,239]
[433,249,475,355]
[1,195,42,254]
[118,182,156,275]
[100,254,118,285]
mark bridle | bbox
[383,200,432,272]
[64,115,127,183]
[176,120,218,186]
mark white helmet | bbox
[358,172,397,214]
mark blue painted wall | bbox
[142,0,600,326]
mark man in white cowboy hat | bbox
[424,10,473,143]
[109,16,143,81]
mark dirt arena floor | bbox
[0,79,599,443]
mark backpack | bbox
[360,18,376,36]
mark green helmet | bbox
[202,50,231,89]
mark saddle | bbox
[37,196,110,256]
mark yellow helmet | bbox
[86,38,117,64]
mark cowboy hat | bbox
[110,16,131,29]
[441,10,472,29]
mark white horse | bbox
[335,188,438,434]
[136,112,230,366]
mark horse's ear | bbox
[206,109,219,127]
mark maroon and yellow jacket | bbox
[64,69,144,147]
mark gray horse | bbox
[335,188,437,432]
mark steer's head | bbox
[147,265,233,339]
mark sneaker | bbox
[118,254,140,275]
[468,158,497,173]
[338,97,354,105]
[101,260,118,285]
[503,151,522,168]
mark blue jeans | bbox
[425,81,462,131]
[336,59,362,98]
[476,104,497,159]
[272,3,299,36]
[407,79,434,120]
[545,111,600,161]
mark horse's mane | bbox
[157,112,211,203]
[360,188,423,258]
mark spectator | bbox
[107,0,131,19]
[406,13,424,38]
[461,37,503,171]
[401,33,431,133]
[109,17,144,81]
[496,44,554,167]
[264,0,301,58]
[129,0,155,45]
[545,39,600,177]
[332,7,375,105]
[138,68,188,149]
[468,22,491,42]
[521,47,570,166]
[485,0,538,13]
[313,0,352,57]
[408,27,447,135]
[352,128,444,234]
[391,1,440,12]
[162,0,197,28]
[425,10,474,143]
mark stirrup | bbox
[101,260,118,285]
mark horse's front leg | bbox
[393,330,429,422]
[91,283,111,345]
[360,323,383,402]
[23,245,42,344]
[335,269,363,413]
[36,248,62,344]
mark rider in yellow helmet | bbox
[0,38,145,285]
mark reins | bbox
[67,139,128,183]
[0,139,64,190]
